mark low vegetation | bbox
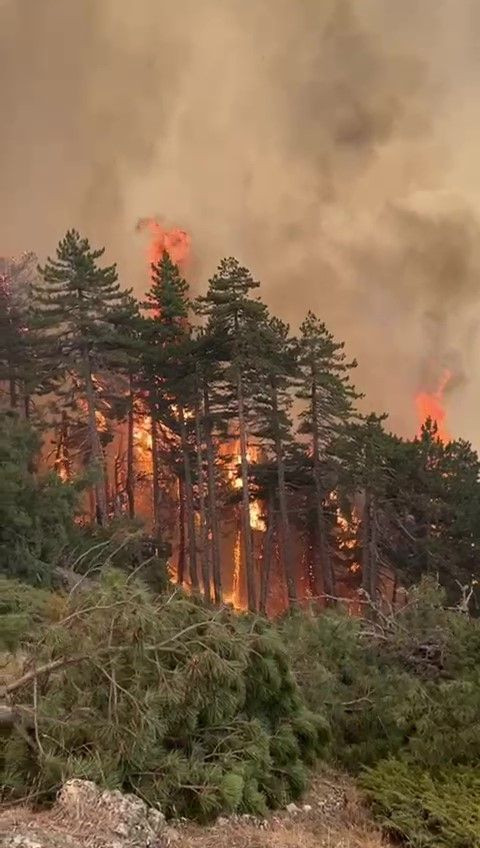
[1,571,328,821]
[3,570,480,846]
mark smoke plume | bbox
[1,0,480,441]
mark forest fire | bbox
[415,370,452,443]
[227,441,266,532]
[136,218,191,268]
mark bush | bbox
[281,581,480,846]
[62,518,170,594]
[0,412,80,586]
[280,608,421,770]
[361,760,480,848]
[2,572,329,819]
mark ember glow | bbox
[136,218,191,268]
[227,441,265,532]
[415,370,452,443]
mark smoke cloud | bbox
[1,0,479,441]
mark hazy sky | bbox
[1,0,480,441]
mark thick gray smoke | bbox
[1,0,479,441]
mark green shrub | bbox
[2,572,329,819]
[280,608,421,770]
[361,759,480,848]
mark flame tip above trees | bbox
[136,217,191,269]
[415,369,452,443]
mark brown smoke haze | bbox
[1,0,480,441]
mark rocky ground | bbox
[0,770,388,848]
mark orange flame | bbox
[136,218,191,269]
[415,370,451,443]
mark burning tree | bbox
[197,258,271,612]
[33,231,135,525]
[141,250,199,589]
[4,222,480,616]
[296,312,360,601]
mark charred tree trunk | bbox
[113,442,123,518]
[271,381,297,608]
[177,475,186,585]
[392,567,399,608]
[306,511,321,597]
[195,389,210,602]
[126,373,136,520]
[361,490,378,601]
[204,385,222,603]
[236,368,256,612]
[82,347,107,526]
[311,379,335,600]
[55,411,71,481]
[179,405,199,591]
[150,400,162,545]
[260,493,276,615]
[8,361,17,410]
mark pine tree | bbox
[250,317,298,608]
[34,230,130,525]
[336,413,390,600]
[0,253,46,419]
[101,289,143,519]
[190,328,236,605]
[141,251,199,589]
[297,312,359,600]
[198,258,270,612]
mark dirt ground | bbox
[0,769,389,848]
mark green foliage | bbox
[0,412,79,586]
[280,581,480,846]
[0,576,52,652]
[281,608,421,770]
[64,518,170,594]
[2,573,329,819]
[361,761,480,848]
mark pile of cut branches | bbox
[1,571,328,820]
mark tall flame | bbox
[415,370,452,443]
[136,218,191,268]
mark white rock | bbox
[303,804,312,812]
[286,802,299,814]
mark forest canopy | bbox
[0,232,479,612]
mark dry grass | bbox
[0,770,389,848]
[177,771,388,848]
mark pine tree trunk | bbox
[113,442,122,517]
[23,393,31,420]
[55,411,70,481]
[362,490,372,597]
[271,381,297,607]
[306,512,321,597]
[195,390,211,602]
[204,385,222,603]
[177,475,186,585]
[179,405,199,590]
[392,568,398,607]
[260,493,276,615]
[236,368,256,612]
[150,399,162,545]
[126,373,135,520]
[370,495,378,600]
[362,489,379,605]
[82,347,107,525]
[311,379,335,600]
[8,356,17,409]
[361,490,378,601]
